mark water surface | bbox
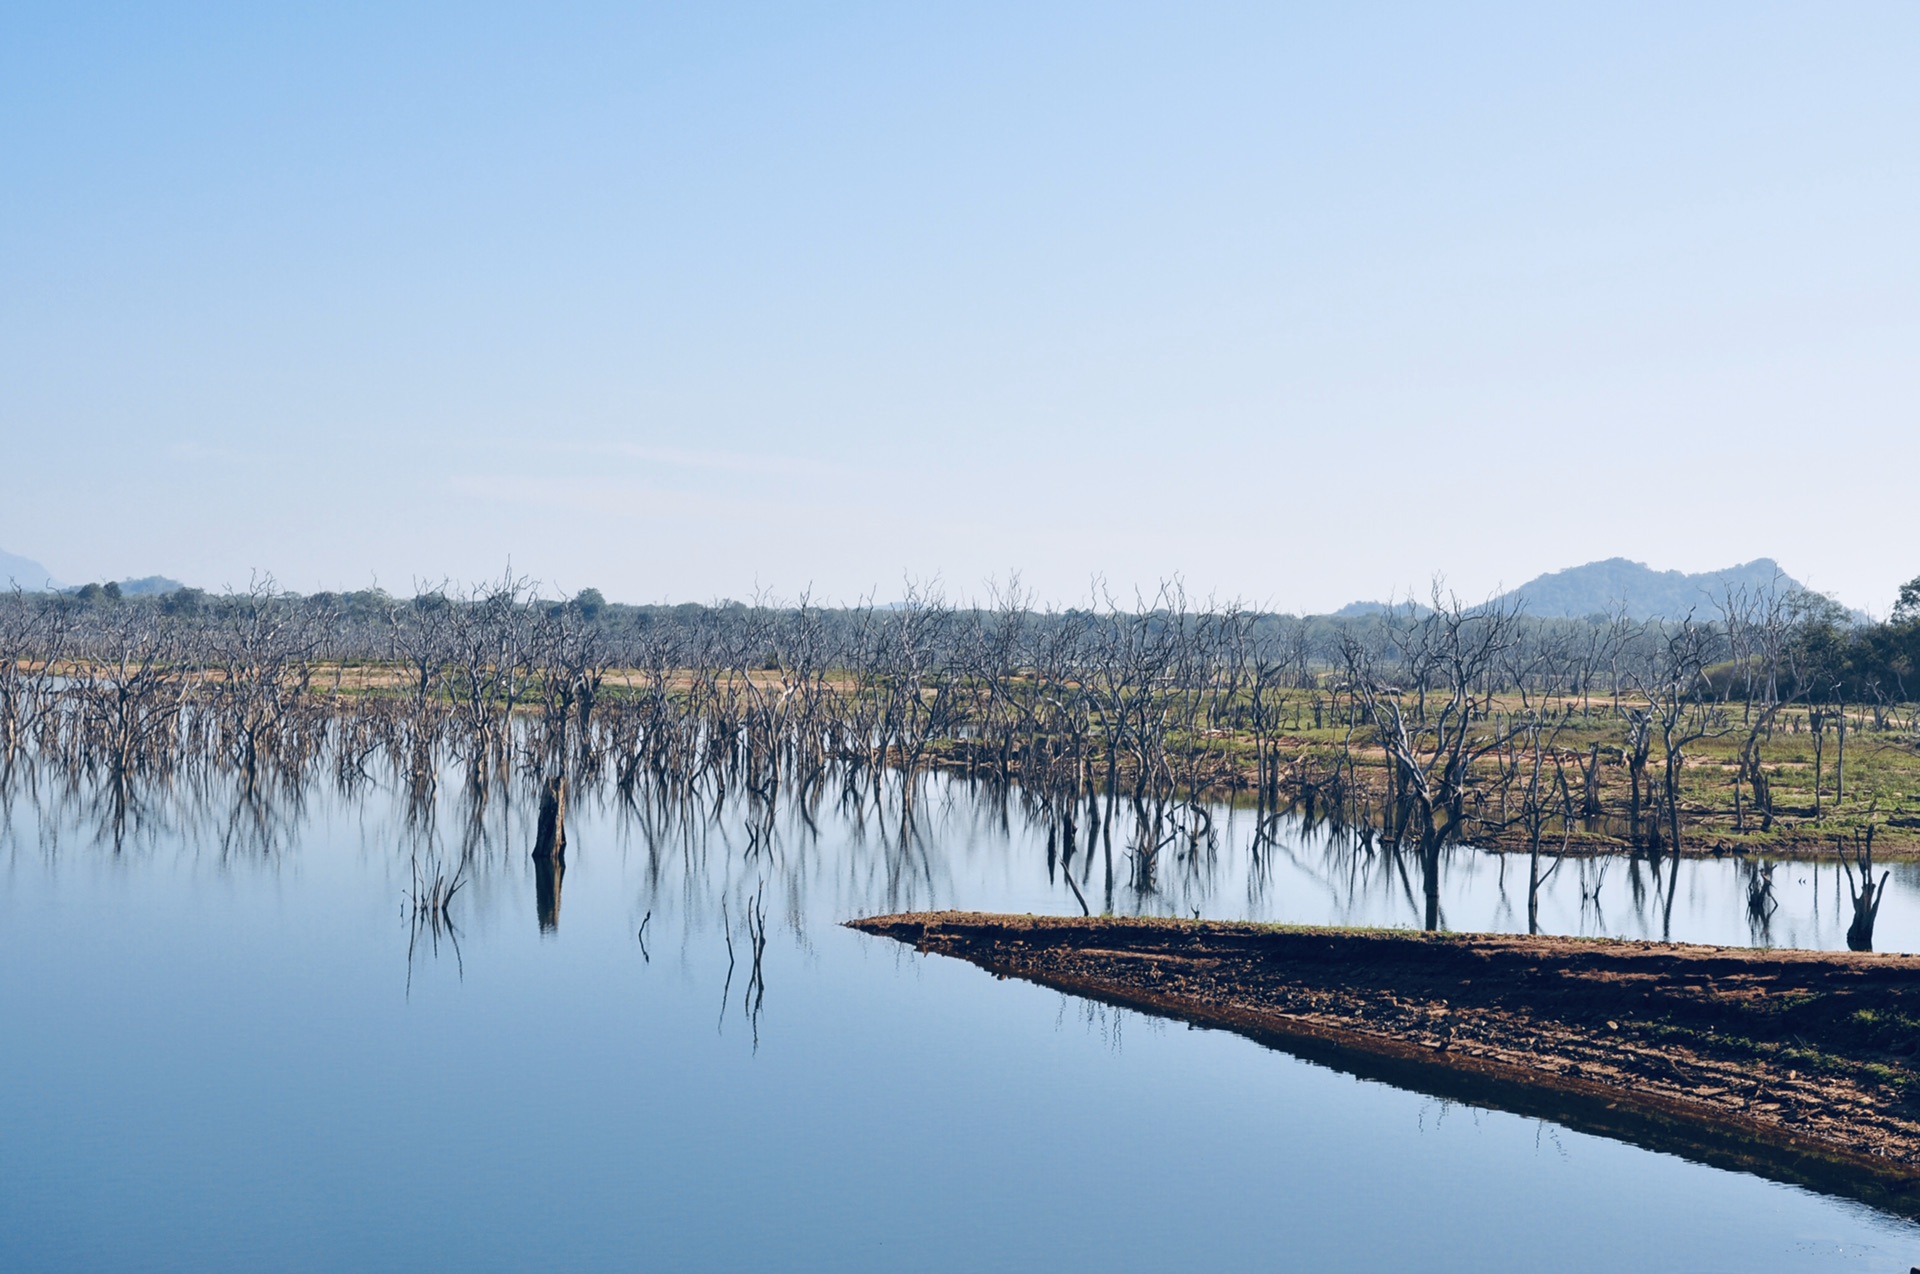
[2,770,1917,1271]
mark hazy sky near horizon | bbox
[3,3,1916,612]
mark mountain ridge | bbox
[0,548,188,597]
[1497,557,1825,621]
[0,549,60,592]
[1330,558,1839,622]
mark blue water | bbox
[2,771,1917,1271]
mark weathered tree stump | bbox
[533,774,567,860]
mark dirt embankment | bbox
[850,912,1920,1217]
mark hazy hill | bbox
[1329,599,1425,619]
[1496,557,1807,620]
[1326,558,1828,623]
[0,549,60,591]
[0,550,190,597]
[113,575,188,598]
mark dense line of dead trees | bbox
[1,575,1912,930]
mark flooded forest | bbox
[6,575,1919,927]
[6,577,1920,1270]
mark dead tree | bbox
[1340,588,1524,929]
[1629,618,1727,855]
[533,773,568,860]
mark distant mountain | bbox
[115,575,188,598]
[1322,558,1838,623]
[58,574,189,599]
[0,549,60,592]
[1329,599,1429,619]
[0,548,193,597]
[1496,558,1809,621]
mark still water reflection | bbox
[1,765,1917,1271]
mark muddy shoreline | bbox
[850,912,1920,1218]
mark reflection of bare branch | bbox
[718,898,735,1033]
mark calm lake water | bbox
[2,767,1918,1271]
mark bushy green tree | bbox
[1893,576,1920,627]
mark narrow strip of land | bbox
[850,912,1920,1216]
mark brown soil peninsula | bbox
[850,912,1920,1218]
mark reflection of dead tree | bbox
[718,898,737,1030]
[530,772,568,932]
[405,842,468,992]
[714,885,770,1047]
[1743,860,1778,945]
[1577,857,1610,931]
[533,852,564,933]
[1840,820,1888,952]
[742,885,768,1046]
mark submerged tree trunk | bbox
[1846,872,1885,953]
[534,773,568,860]
[1845,825,1885,953]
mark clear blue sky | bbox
[3,2,1915,612]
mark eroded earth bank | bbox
[850,912,1920,1217]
